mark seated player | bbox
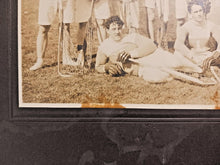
[95,16,202,83]
[174,0,220,73]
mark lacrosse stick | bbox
[57,0,80,77]
[86,0,96,69]
[203,51,220,83]
[85,0,103,69]
[57,0,71,77]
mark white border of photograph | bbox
[18,0,218,109]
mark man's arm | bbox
[174,25,192,59]
[211,24,220,51]
[95,49,108,73]
[123,33,157,59]
[95,49,124,76]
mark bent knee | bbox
[96,19,104,25]
[39,25,50,34]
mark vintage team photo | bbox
[19,0,220,108]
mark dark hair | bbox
[188,0,211,14]
[103,16,124,29]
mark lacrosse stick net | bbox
[57,0,84,77]
[84,0,102,70]
[202,51,220,83]
[85,0,95,69]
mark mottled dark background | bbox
[1,0,220,165]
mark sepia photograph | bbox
[18,0,220,109]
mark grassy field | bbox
[20,0,220,107]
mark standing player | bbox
[144,0,169,46]
[119,0,140,33]
[30,0,76,71]
[75,0,110,62]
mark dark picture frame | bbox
[11,0,220,121]
[1,1,220,165]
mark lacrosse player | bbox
[95,16,202,83]
[174,0,220,73]
[30,0,76,71]
[75,0,110,61]
[119,0,140,33]
[144,0,169,45]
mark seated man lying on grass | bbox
[95,15,203,83]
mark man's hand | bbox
[104,63,123,76]
[117,51,131,63]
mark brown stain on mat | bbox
[211,91,220,109]
[81,94,125,109]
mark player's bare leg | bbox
[62,23,78,66]
[76,22,87,67]
[97,19,106,44]
[147,8,155,42]
[30,25,50,71]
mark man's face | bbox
[191,5,205,22]
[107,22,122,41]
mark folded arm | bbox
[95,49,123,76]
[211,24,220,51]
[174,26,192,60]
[95,49,108,73]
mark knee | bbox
[96,19,104,26]
[79,22,87,29]
[39,25,50,34]
[63,23,70,31]
[176,18,186,27]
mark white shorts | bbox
[144,0,159,9]
[208,0,220,25]
[175,0,188,19]
[121,0,139,28]
[94,0,110,20]
[75,0,110,23]
[145,0,169,21]
[38,0,74,25]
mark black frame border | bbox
[10,0,220,122]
